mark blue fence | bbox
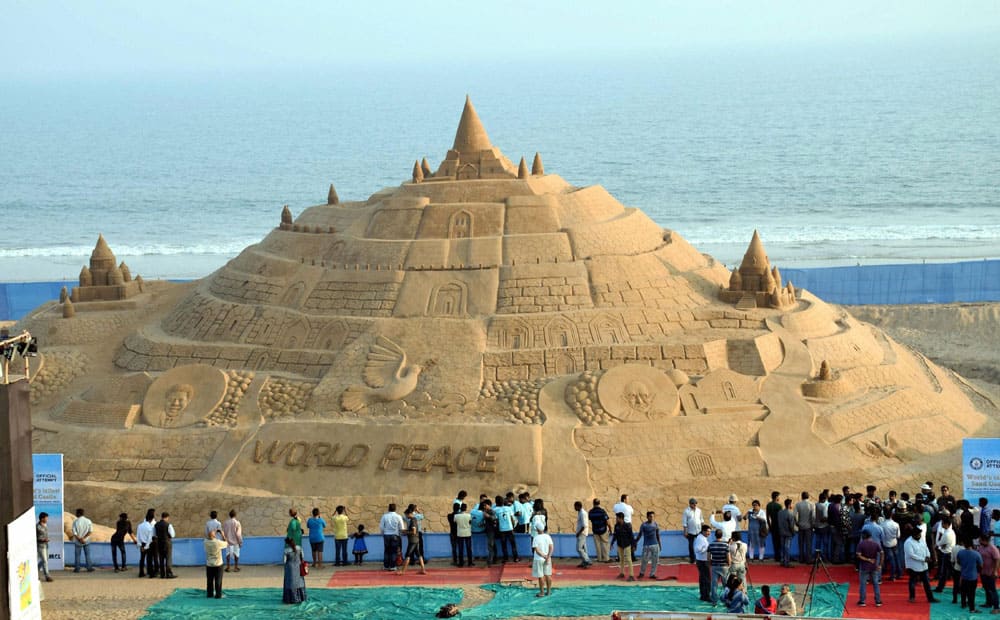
[4,260,999,321]
[0,281,71,323]
[63,529,768,568]
[782,259,1000,305]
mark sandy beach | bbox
[849,301,1000,393]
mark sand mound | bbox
[849,302,1000,386]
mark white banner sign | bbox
[963,438,1000,508]
[7,508,42,620]
[32,454,64,571]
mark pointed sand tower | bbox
[434,96,517,180]
[720,230,794,309]
[71,235,142,302]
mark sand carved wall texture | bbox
[18,97,999,538]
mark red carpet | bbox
[840,578,930,620]
[325,564,503,587]
[500,561,672,583]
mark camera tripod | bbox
[802,549,846,616]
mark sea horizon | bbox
[3,38,998,282]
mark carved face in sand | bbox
[164,384,194,426]
[621,380,654,415]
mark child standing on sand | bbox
[351,524,368,565]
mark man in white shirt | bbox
[136,510,157,577]
[613,494,635,525]
[710,509,737,542]
[613,494,636,560]
[531,522,554,597]
[71,508,94,572]
[574,500,591,568]
[904,528,939,602]
[694,524,712,602]
[722,494,743,522]
[934,518,956,592]
[379,503,406,571]
[682,498,704,564]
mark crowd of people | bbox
[42,480,1000,614]
[681,482,1000,613]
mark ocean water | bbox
[2,39,999,282]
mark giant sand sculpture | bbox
[18,98,1000,535]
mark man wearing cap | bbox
[531,522,554,597]
[920,483,936,506]
[682,498,703,564]
[723,494,743,522]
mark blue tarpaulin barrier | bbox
[3,260,999,321]
[783,259,1000,305]
[0,281,70,323]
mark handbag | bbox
[300,556,309,576]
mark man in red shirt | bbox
[978,533,1000,613]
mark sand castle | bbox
[18,98,998,535]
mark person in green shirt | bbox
[287,508,303,549]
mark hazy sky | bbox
[3,0,999,79]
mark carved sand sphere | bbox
[20,97,998,539]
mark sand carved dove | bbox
[340,336,422,412]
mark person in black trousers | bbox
[137,509,158,578]
[154,512,177,578]
[448,504,460,566]
[111,512,136,572]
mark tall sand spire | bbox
[532,152,544,175]
[91,233,115,261]
[739,229,770,274]
[517,157,528,179]
[452,96,492,153]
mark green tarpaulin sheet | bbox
[142,586,462,619]
[460,583,848,618]
[143,583,848,619]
